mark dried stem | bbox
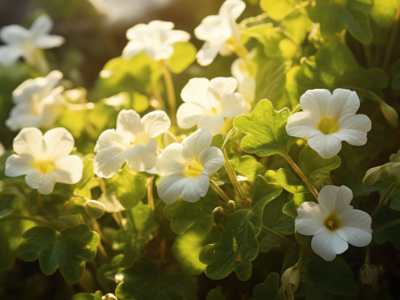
[147,177,155,211]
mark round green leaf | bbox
[167,42,196,73]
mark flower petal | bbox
[209,77,237,98]
[0,25,30,44]
[198,115,224,136]
[194,15,223,41]
[180,78,210,105]
[307,132,342,159]
[219,0,246,23]
[181,174,209,202]
[53,155,83,184]
[286,111,321,138]
[311,230,348,261]
[219,93,246,117]
[341,226,372,247]
[155,143,186,175]
[124,144,156,172]
[43,127,74,160]
[177,103,207,130]
[30,14,52,37]
[5,154,35,177]
[0,45,23,66]
[141,110,171,138]
[93,147,125,178]
[334,114,371,146]
[181,128,212,160]
[94,129,127,153]
[196,41,223,66]
[340,208,372,232]
[157,170,187,204]
[199,147,224,175]
[116,109,144,137]
[122,41,145,60]
[25,170,56,195]
[318,185,353,213]
[299,89,331,117]
[296,201,328,235]
[13,128,43,157]
[327,89,360,120]
[34,35,64,49]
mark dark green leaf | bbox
[283,187,316,218]
[373,205,400,249]
[206,289,225,300]
[253,272,280,300]
[71,291,103,300]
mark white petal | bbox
[116,109,144,137]
[141,111,171,138]
[122,41,145,60]
[295,218,325,236]
[209,77,237,98]
[34,35,64,48]
[296,201,328,235]
[197,115,224,136]
[13,128,43,157]
[149,20,174,30]
[181,128,212,160]
[318,185,353,213]
[177,103,207,130]
[53,155,83,184]
[307,132,342,159]
[286,111,321,138]
[198,147,224,175]
[311,230,348,261]
[327,89,360,120]
[5,154,35,177]
[196,41,223,66]
[157,171,187,204]
[181,174,209,202]
[181,78,210,105]
[340,209,372,241]
[334,114,371,146]
[124,144,156,172]
[219,0,246,23]
[25,170,56,195]
[97,193,125,213]
[299,89,331,117]
[0,45,23,66]
[194,15,223,41]
[93,147,125,178]
[43,128,74,160]
[219,93,246,117]
[94,129,127,152]
[0,25,30,44]
[147,45,174,61]
[155,143,186,175]
[30,14,52,36]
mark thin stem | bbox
[147,177,155,211]
[340,86,382,103]
[262,225,294,248]
[162,61,176,124]
[150,80,166,110]
[210,179,230,203]
[223,149,248,202]
[373,219,400,233]
[371,181,399,219]
[94,220,111,245]
[6,215,61,230]
[382,3,400,71]
[112,212,123,227]
[283,154,319,200]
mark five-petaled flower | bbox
[155,128,224,204]
[295,185,372,261]
[93,109,171,178]
[177,77,246,135]
[6,70,65,131]
[286,88,372,159]
[195,0,245,66]
[0,14,64,66]
[122,20,190,61]
[5,127,83,195]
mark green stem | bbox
[223,149,248,203]
[283,154,319,200]
[6,214,61,230]
[147,177,155,211]
[210,179,230,203]
[150,79,166,110]
[373,219,400,233]
[162,61,176,124]
[371,181,400,219]
[262,225,294,248]
[382,3,400,72]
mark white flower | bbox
[177,77,246,135]
[5,127,83,195]
[6,70,65,131]
[195,0,245,66]
[286,89,372,159]
[155,128,224,204]
[0,142,4,157]
[231,57,255,103]
[122,20,190,61]
[295,185,372,261]
[93,109,171,178]
[0,14,64,66]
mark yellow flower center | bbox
[183,160,204,177]
[129,135,148,147]
[324,213,341,231]
[34,159,55,174]
[318,117,339,135]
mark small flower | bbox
[0,14,64,66]
[295,185,372,261]
[195,0,245,66]
[93,109,171,178]
[6,70,65,131]
[122,20,190,61]
[231,57,255,104]
[5,127,83,195]
[286,89,372,159]
[177,77,246,135]
[279,264,300,300]
[155,128,224,204]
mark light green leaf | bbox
[370,0,400,28]
[75,156,94,190]
[164,188,219,234]
[231,155,267,183]
[71,291,103,300]
[167,42,197,73]
[0,191,19,218]
[115,257,198,300]
[206,289,225,300]
[283,186,316,218]
[276,168,304,194]
[18,224,100,284]
[260,0,295,20]
[172,226,220,275]
[253,272,280,300]
[234,100,297,157]
[211,134,224,149]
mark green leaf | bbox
[260,0,295,20]
[370,0,400,28]
[276,168,304,194]
[298,145,341,186]
[115,257,198,300]
[113,202,158,267]
[199,177,282,280]
[97,254,124,292]
[234,100,297,157]
[0,191,19,218]
[105,167,146,209]
[167,42,197,73]
[230,154,267,183]
[172,226,220,275]
[71,291,103,300]
[283,187,316,218]
[18,224,100,284]
[211,134,224,149]
[164,188,219,234]
[306,256,358,298]
[309,0,373,44]
[392,59,400,95]
[373,205,400,249]
[253,272,280,300]
[75,157,94,190]
[206,289,226,300]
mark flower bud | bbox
[228,200,235,212]
[383,162,400,182]
[213,206,224,214]
[102,294,118,300]
[279,264,300,300]
[85,200,106,219]
[363,166,381,187]
[380,102,398,127]
[359,263,380,286]
[163,131,177,147]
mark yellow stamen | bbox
[324,213,341,231]
[318,116,339,135]
[34,159,55,174]
[183,160,204,177]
